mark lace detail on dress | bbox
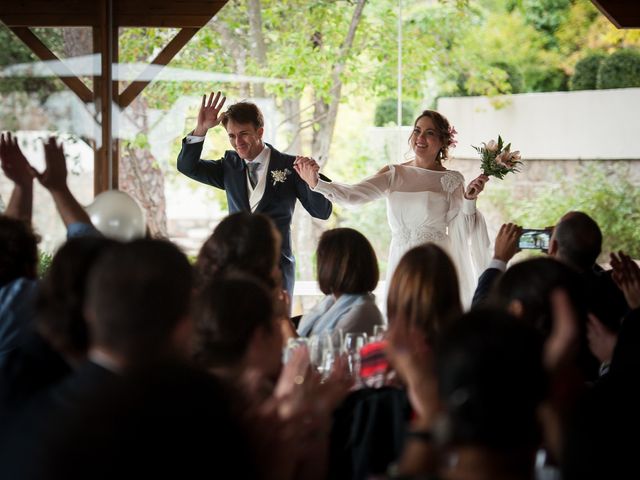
[396,225,447,248]
[440,171,464,193]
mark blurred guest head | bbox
[191,273,281,385]
[316,227,378,296]
[436,308,546,474]
[84,239,193,366]
[36,236,117,364]
[387,243,461,341]
[0,216,38,286]
[195,212,281,291]
[549,211,602,272]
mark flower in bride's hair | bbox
[473,135,522,180]
[447,125,458,148]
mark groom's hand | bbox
[293,156,320,188]
[194,91,226,136]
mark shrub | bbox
[597,49,640,90]
[570,53,606,91]
[526,66,569,92]
[374,98,417,127]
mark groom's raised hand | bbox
[194,91,226,136]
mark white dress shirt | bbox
[185,134,271,212]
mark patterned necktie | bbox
[247,161,260,188]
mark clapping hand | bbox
[34,137,68,193]
[610,251,640,310]
[464,174,489,200]
[194,91,226,136]
[0,132,36,187]
[293,156,320,188]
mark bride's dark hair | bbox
[409,110,455,161]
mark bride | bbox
[293,110,491,307]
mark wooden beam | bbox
[591,1,640,29]
[7,27,94,103]
[117,1,227,27]
[118,27,200,109]
[0,1,98,26]
[1,0,227,27]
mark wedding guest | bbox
[194,211,281,291]
[471,222,522,306]
[192,273,352,480]
[549,211,628,331]
[0,133,97,363]
[0,236,116,416]
[294,110,490,305]
[329,243,463,480]
[389,308,546,480]
[0,239,199,478]
[194,212,294,341]
[177,92,332,296]
[297,228,384,337]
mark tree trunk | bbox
[118,97,168,237]
[210,21,251,98]
[247,0,268,98]
[282,98,302,154]
[311,0,367,166]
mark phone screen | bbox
[518,229,551,251]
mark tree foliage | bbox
[597,48,640,90]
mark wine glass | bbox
[343,332,368,383]
[309,332,335,375]
[373,324,388,342]
[282,337,309,364]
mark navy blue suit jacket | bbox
[177,140,332,294]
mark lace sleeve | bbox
[312,168,392,206]
[445,173,491,306]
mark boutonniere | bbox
[271,168,292,186]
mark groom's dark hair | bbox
[221,102,264,130]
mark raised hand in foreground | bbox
[610,251,640,310]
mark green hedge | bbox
[570,53,606,91]
[596,49,640,90]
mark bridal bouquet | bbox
[473,135,522,179]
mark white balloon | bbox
[85,190,146,241]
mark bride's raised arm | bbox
[294,157,392,206]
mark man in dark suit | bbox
[177,92,332,296]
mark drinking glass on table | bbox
[283,337,309,364]
[372,325,388,342]
[343,332,368,384]
[309,332,336,376]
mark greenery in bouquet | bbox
[473,136,522,179]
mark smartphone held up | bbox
[518,228,551,251]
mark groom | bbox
[177,91,332,296]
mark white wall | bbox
[437,88,640,160]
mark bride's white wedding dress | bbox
[313,164,491,307]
